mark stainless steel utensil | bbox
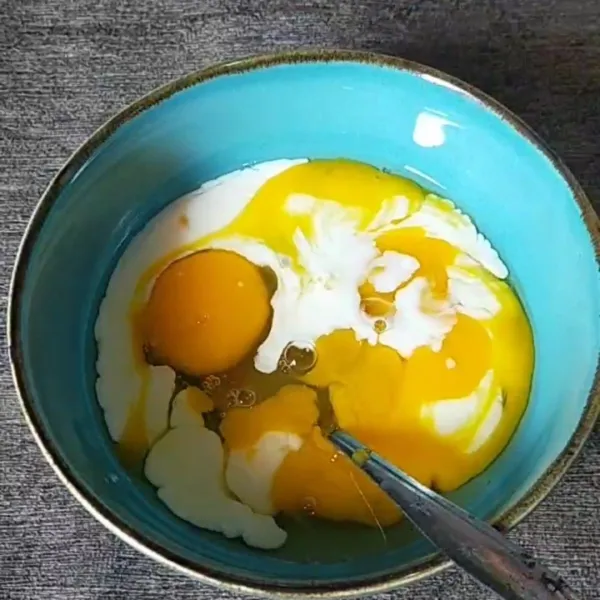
[330,430,580,600]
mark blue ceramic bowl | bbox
[9,51,600,597]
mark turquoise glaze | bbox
[10,53,600,596]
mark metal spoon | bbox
[329,430,580,600]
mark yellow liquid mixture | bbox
[115,159,534,531]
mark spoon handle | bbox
[330,431,580,600]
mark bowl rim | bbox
[8,48,600,599]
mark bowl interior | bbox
[12,56,600,591]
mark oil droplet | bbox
[330,452,341,463]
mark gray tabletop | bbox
[1,1,599,599]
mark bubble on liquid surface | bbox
[277,357,292,374]
[374,319,387,333]
[201,374,221,393]
[280,341,317,375]
[225,387,257,408]
[226,388,240,407]
[237,388,257,407]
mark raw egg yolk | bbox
[213,159,425,260]
[221,383,401,527]
[375,227,458,295]
[292,317,498,494]
[142,249,271,376]
[319,338,484,494]
[324,343,448,488]
[273,426,401,527]
[329,343,405,433]
[401,313,492,406]
[298,329,363,388]
[221,384,318,451]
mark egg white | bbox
[368,251,420,293]
[225,432,303,515]
[145,390,287,549]
[394,197,508,279]
[422,370,503,453]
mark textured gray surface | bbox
[0,1,599,599]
